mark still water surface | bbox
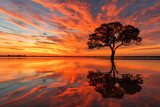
[0,58,160,107]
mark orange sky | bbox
[0,0,160,56]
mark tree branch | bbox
[114,41,123,50]
[113,38,115,49]
[109,44,113,51]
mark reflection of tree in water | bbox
[87,59,143,99]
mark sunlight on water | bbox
[0,58,160,107]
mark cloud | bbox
[0,26,16,31]
[7,18,28,29]
[36,41,56,45]
[47,36,64,44]
[0,0,159,55]
[131,45,160,51]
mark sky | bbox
[0,0,160,56]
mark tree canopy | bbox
[87,21,142,51]
[87,70,143,99]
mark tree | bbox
[87,21,142,60]
[87,70,143,99]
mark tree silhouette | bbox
[87,21,142,60]
[87,70,143,99]
[87,56,143,99]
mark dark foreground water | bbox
[0,58,160,107]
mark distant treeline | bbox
[0,55,26,57]
[0,55,160,60]
[114,56,160,60]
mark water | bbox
[0,58,160,107]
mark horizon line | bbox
[0,55,160,57]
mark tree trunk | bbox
[109,50,118,76]
[110,50,115,60]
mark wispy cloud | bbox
[0,0,159,55]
